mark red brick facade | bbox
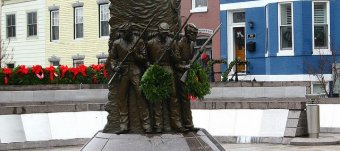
[181,0,221,81]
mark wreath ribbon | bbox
[32,65,44,79]
[18,65,29,76]
[45,65,58,81]
[2,68,12,85]
[59,65,69,78]
[70,67,79,79]
[78,65,87,77]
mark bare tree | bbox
[0,39,14,68]
[305,49,339,96]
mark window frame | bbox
[312,1,330,55]
[74,7,84,39]
[73,59,84,67]
[265,5,269,57]
[277,2,294,56]
[98,58,107,65]
[191,0,208,13]
[27,11,38,37]
[51,10,60,42]
[99,3,110,38]
[6,14,16,38]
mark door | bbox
[233,27,246,73]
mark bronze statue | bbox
[146,22,187,133]
[174,23,199,131]
[109,23,152,134]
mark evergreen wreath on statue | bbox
[185,63,211,99]
[140,65,173,103]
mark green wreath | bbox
[140,65,173,103]
[185,63,211,99]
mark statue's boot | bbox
[115,129,129,135]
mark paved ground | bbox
[224,144,340,151]
[10,144,340,151]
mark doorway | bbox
[233,27,246,73]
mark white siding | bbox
[1,0,46,67]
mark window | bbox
[191,0,207,13]
[100,4,110,37]
[233,12,245,23]
[73,59,84,67]
[48,55,60,67]
[313,2,329,50]
[27,12,37,37]
[51,61,60,66]
[6,14,16,38]
[7,63,14,69]
[265,5,269,56]
[74,7,83,39]
[51,10,59,41]
[279,3,293,51]
[195,37,214,81]
[98,58,107,65]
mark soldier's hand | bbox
[184,64,191,69]
[114,66,121,72]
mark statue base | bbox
[80,129,225,151]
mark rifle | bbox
[155,13,192,64]
[108,16,155,85]
[180,23,222,83]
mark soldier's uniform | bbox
[146,23,184,133]
[174,23,198,130]
[110,25,151,134]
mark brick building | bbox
[181,0,221,81]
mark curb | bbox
[0,138,89,151]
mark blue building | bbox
[220,0,340,82]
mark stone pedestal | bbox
[81,129,225,151]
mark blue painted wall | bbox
[330,0,340,52]
[245,7,266,75]
[267,3,278,57]
[220,10,228,71]
[220,0,340,76]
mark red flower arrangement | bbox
[0,64,108,85]
[2,68,12,85]
[187,94,197,102]
[17,65,29,75]
[45,65,58,81]
[59,65,69,78]
[32,65,44,79]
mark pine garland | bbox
[185,63,211,99]
[140,65,173,103]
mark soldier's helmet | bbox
[158,22,170,33]
[118,23,131,31]
[185,23,198,34]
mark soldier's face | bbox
[186,31,197,41]
[122,30,132,40]
[159,32,169,40]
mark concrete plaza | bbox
[10,144,340,151]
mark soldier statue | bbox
[146,22,187,133]
[109,23,152,134]
[174,23,199,131]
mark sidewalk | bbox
[8,133,340,151]
[9,144,340,151]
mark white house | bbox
[1,0,46,67]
